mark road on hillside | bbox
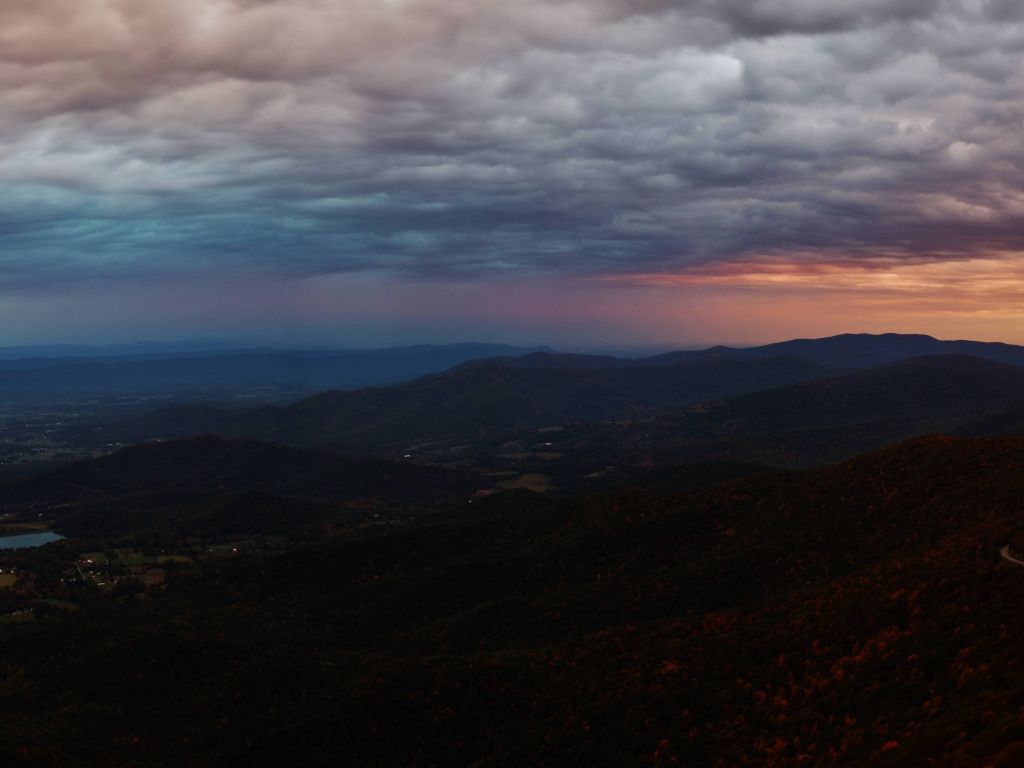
[1000,546,1024,566]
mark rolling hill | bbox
[103,354,835,448]
[97,351,1024,472]
[0,436,478,539]
[4,436,1024,764]
[585,354,1024,467]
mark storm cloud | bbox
[2,0,1023,287]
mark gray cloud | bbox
[1,0,1023,287]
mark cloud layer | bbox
[2,0,1024,288]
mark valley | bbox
[4,334,1024,766]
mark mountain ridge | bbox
[103,354,836,448]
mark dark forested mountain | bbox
[0,343,548,401]
[1,436,477,539]
[5,436,1024,764]
[578,354,1024,467]
[105,355,834,448]
[960,405,1024,438]
[98,352,1024,468]
[4,435,474,506]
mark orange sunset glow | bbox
[0,0,1022,346]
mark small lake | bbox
[0,532,64,550]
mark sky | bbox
[2,0,1024,347]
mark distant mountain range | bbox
[0,342,550,401]
[0,339,252,360]
[10,332,1024,404]
[684,332,1024,369]
[462,332,1024,371]
[97,334,1024,457]
[101,354,835,447]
